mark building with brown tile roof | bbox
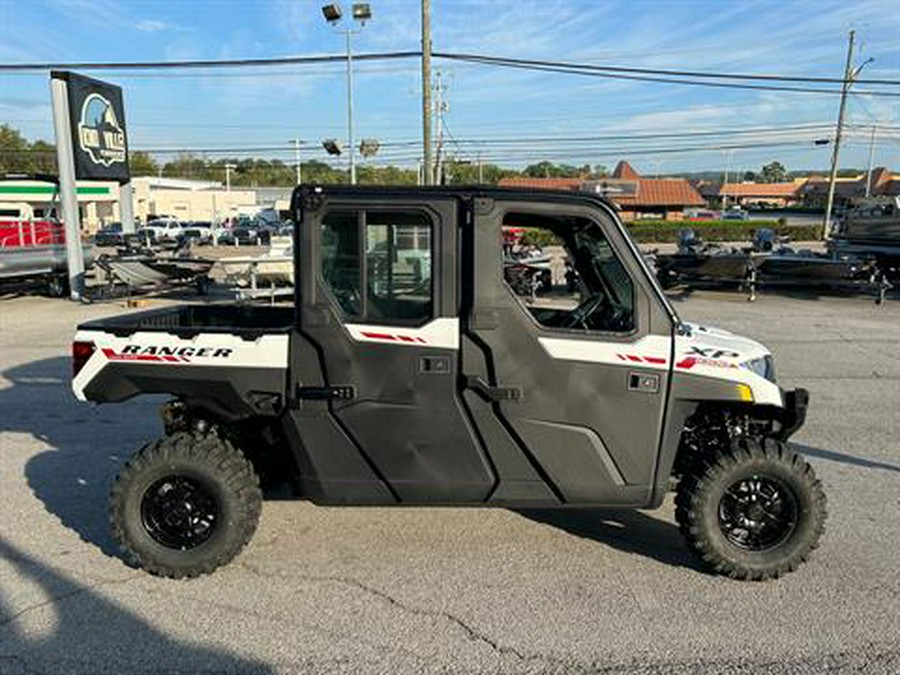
[498,161,704,220]
[718,181,805,208]
[800,167,899,207]
[495,177,583,191]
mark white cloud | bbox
[135,18,191,33]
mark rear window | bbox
[320,210,433,324]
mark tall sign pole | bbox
[120,182,136,234]
[50,71,130,301]
[822,30,855,240]
[50,75,85,301]
[421,0,433,185]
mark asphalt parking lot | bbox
[0,289,898,674]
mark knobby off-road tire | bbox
[110,431,262,579]
[675,437,826,580]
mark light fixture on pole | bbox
[321,3,372,186]
[322,138,343,156]
[358,138,379,158]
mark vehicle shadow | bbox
[0,537,273,674]
[795,443,900,474]
[6,356,158,558]
[516,507,708,573]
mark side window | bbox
[320,211,362,315]
[502,212,635,333]
[320,210,433,324]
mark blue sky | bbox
[2,0,899,174]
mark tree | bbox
[742,170,757,182]
[522,161,585,178]
[129,151,158,176]
[0,124,56,175]
[760,161,787,183]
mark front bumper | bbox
[774,388,809,440]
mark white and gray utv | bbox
[72,186,825,580]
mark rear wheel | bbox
[45,275,68,298]
[675,437,826,580]
[110,432,261,578]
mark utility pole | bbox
[865,124,877,198]
[290,138,302,185]
[478,152,484,184]
[823,30,861,239]
[433,71,447,185]
[722,150,732,211]
[421,0,433,185]
[224,163,236,192]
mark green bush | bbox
[624,220,821,243]
[516,220,822,247]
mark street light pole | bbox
[345,29,356,184]
[290,138,302,185]
[722,150,732,211]
[323,4,370,186]
[865,125,877,198]
[224,163,236,192]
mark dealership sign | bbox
[51,71,130,183]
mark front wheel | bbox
[110,431,262,578]
[675,437,826,580]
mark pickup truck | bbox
[72,186,825,579]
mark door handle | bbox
[628,372,660,394]
[465,375,522,402]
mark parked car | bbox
[687,210,719,221]
[175,221,214,246]
[94,222,125,247]
[722,210,750,221]
[218,226,260,246]
[142,218,184,243]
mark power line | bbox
[437,53,900,98]
[0,51,420,72]
[435,52,900,87]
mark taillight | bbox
[72,341,96,378]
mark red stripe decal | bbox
[397,335,416,343]
[643,356,667,364]
[361,332,396,341]
[616,354,628,361]
[626,355,643,363]
[675,357,697,369]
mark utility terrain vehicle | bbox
[72,186,825,580]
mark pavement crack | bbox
[237,562,549,665]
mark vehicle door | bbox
[465,197,674,504]
[289,193,494,503]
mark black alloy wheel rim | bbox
[718,475,798,551]
[140,475,219,550]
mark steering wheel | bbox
[562,294,606,329]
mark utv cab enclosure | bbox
[72,186,825,580]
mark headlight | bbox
[744,355,776,382]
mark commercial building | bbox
[0,176,260,233]
[130,177,256,225]
[0,178,119,231]
[499,161,705,220]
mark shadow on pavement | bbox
[796,443,900,474]
[4,356,159,558]
[0,538,273,674]
[516,508,708,573]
